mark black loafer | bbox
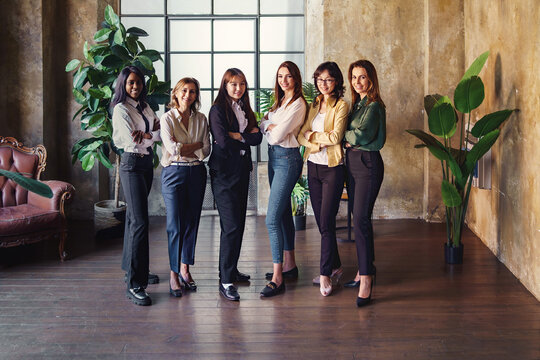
[265,266,298,280]
[234,272,251,282]
[344,279,360,288]
[126,287,152,306]
[219,284,240,301]
[169,285,183,298]
[260,281,285,297]
[124,272,160,284]
[179,273,197,291]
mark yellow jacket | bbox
[297,95,349,167]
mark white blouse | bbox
[261,97,306,148]
[307,112,329,165]
[112,97,161,155]
[160,108,211,167]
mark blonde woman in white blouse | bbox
[160,77,210,298]
[259,61,307,297]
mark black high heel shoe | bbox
[356,275,374,307]
[179,273,197,291]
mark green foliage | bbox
[0,170,52,198]
[66,5,170,204]
[291,175,309,216]
[407,51,516,247]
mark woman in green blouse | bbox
[343,60,386,307]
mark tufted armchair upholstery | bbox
[0,136,75,260]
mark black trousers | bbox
[210,155,251,283]
[346,149,384,276]
[120,152,153,289]
[307,161,344,276]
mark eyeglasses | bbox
[316,78,335,85]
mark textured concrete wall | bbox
[464,0,539,299]
[0,0,44,147]
[306,0,429,219]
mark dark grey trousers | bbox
[120,152,153,289]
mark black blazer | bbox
[208,104,263,174]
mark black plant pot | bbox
[444,243,464,264]
[293,215,306,231]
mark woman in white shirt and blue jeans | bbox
[160,77,210,298]
[259,61,306,297]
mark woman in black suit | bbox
[208,68,262,301]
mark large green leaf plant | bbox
[407,51,515,247]
[66,5,170,207]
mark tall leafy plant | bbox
[407,51,515,247]
[66,5,170,207]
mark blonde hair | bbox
[168,77,201,113]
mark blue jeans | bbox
[266,145,303,263]
[161,164,207,272]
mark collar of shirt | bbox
[354,96,368,110]
[172,108,194,132]
[231,100,248,133]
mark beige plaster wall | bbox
[464,0,540,299]
[305,0,466,220]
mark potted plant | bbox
[406,51,515,264]
[65,5,170,238]
[256,82,318,230]
[291,174,309,230]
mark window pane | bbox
[153,58,165,81]
[168,0,211,15]
[214,20,255,51]
[213,0,257,14]
[260,0,303,14]
[170,54,212,89]
[170,20,211,51]
[214,54,255,88]
[259,54,305,88]
[121,0,164,14]
[260,16,304,52]
[122,17,165,52]
[199,90,213,118]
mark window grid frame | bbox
[120,0,305,162]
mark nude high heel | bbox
[320,276,332,296]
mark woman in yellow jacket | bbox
[298,61,349,297]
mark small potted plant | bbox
[291,174,309,230]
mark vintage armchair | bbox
[0,136,75,260]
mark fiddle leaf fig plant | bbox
[406,51,515,248]
[66,5,170,207]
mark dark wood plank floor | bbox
[0,216,538,359]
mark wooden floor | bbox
[0,216,538,359]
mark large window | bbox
[120,0,305,161]
[120,1,304,210]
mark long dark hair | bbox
[270,61,306,112]
[313,61,345,104]
[168,77,201,113]
[213,68,257,131]
[348,59,385,107]
[111,66,148,110]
